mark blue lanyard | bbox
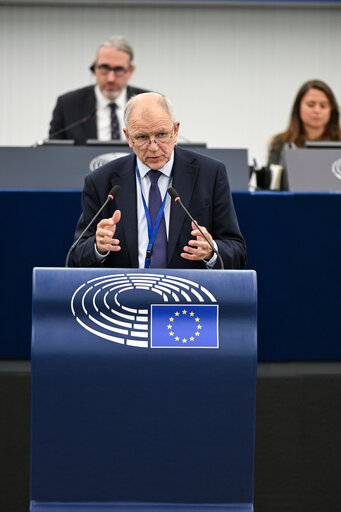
[136,163,172,268]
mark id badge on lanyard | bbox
[136,163,172,268]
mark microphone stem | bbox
[65,195,111,268]
[50,116,89,139]
[178,198,224,270]
[48,107,96,140]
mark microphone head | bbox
[168,187,180,201]
[108,185,120,199]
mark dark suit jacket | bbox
[70,146,247,269]
[48,84,148,145]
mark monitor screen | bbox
[43,139,75,146]
[305,141,341,149]
[86,139,129,146]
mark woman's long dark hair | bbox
[271,79,341,149]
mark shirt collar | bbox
[94,85,127,110]
[137,151,174,179]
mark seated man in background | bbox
[70,92,246,270]
[48,35,149,145]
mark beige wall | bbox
[1,3,340,164]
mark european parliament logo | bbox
[71,273,219,349]
[151,305,219,349]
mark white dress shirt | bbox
[94,85,127,141]
[135,154,174,268]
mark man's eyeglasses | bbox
[96,64,130,76]
[129,128,175,148]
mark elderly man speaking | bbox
[70,92,246,270]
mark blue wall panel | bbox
[1,190,340,361]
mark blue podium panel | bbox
[31,268,257,511]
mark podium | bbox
[31,268,257,511]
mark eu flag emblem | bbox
[150,304,219,349]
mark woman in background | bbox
[267,79,341,190]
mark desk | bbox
[1,190,340,360]
[0,145,249,191]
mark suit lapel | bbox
[83,88,97,140]
[167,148,199,264]
[110,155,139,267]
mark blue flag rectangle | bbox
[151,304,219,349]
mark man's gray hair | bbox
[124,92,175,129]
[97,35,134,63]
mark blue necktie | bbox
[109,103,120,140]
[148,170,167,268]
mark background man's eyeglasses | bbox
[95,64,130,76]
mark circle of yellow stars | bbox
[167,309,202,344]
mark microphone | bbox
[65,185,120,268]
[167,187,224,270]
[33,107,97,147]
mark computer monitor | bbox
[86,139,129,146]
[42,139,75,146]
[284,147,341,192]
[305,141,341,150]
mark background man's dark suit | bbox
[49,84,148,145]
[70,146,246,269]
